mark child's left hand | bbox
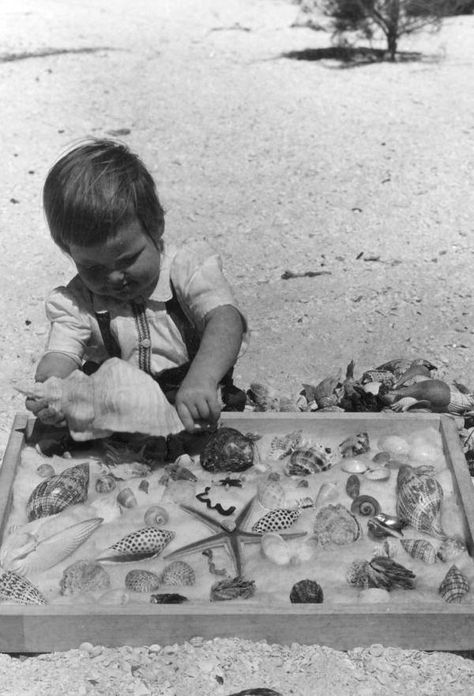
[175,375,222,433]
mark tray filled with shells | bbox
[1,411,474,652]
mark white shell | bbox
[260,532,291,566]
[341,458,368,474]
[377,435,410,458]
[366,466,390,481]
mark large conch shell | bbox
[396,464,447,539]
[21,358,184,440]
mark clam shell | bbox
[401,538,437,565]
[117,487,138,509]
[366,465,390,481]
[160,561,195,586]
[125,569,161,593]
[0,570,47,605]
[144,505,169,527]
[252,508,300,534]
[439,564,470,603]
[341,458,368,474]
[377,435,410,458]
[26,463,90,522]
[289,579,323,604]
[260,532,291,566]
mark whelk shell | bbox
[439,564,470,603]
[396,464,446,538]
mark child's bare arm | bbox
[26,352,79,425]
[175,305,244,432]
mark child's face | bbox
[69,218,162,301]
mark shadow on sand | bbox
[0,47,115,64]
[281,45,443,68]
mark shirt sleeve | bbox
[170,241,249,353]
[44,284,94,364]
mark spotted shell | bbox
[26,463,90,522]
[260,532,291,565]
[396,465,446,538]
[339,433,370,458]
[401,539,437,565]
[351,495,381,517]
[97,527,175,562]
[313,504,362,546]
[284,447,331,476]
[210,576,256,601]
[252,507,300,534]
[200,427,258,473]
[125,569,161,592]
[160,561,195,586]
[0,570,47,605]
[437,537,467,563]
[289,579,324,604]
[439,564,470,603]
[95,474,117,494]
[345,474,360,500]
[144,505,169,527]
[116,487,138,509]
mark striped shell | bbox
[252,507,300,534]
[97,527,175,562]
[401,539,437,565]
[269,430,303,459]
[439,564,470,603]
[284,447,331,476]
[289,579,324,604]
[26,463,89,522]
[313,504,362,546]
[0,570,47,605]
[125,569,161,592]
[396,465,446,538]
[160,561,195,586]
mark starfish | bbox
[162,496,306,576]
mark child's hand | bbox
[25,396,67,427]
[175,375,222,433]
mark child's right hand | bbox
[25,396,67,427]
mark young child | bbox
[26,139,247,433]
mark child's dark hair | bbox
[43,139,164,252]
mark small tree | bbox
[312,0,467,60]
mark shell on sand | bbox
[0,569,47,605]
[26,463,90,522]
[97,527,175,562]
[439,564,470,603]
[20,357,184,441]
[396,464,446,539]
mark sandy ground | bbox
[1,0,474,691]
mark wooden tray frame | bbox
[1,411,474,653]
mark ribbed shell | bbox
[269,430,303,459]
[200,427,256,473]
[285,447,331,475]
[97,527,175,562]
[401,539,437,565]
[439,564,470,603]
[396,465,446,538]
[26,463,90,522]
[125,569,161,592]
[289,579,324,604]
[160,561,195,586]
[0,570,47,605]
[252,508,300,534]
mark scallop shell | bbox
[97,527,175,562]
[144,505,169,527]
[125,569,161,592]
[26,463,90,522]
[95,474,117,493]
[0,570,47,605]
[345,474,360,500]
[116,487,138,509]
[313,504,362,546]
[251,508,300,534]
[284,446,331,476]
[59,560,111,596]
[350,495,381,517]
[160,561,195,586]
[341,458,368,474]
[289,579,323,604]
[396,464,446,538]
[401,538,437,565]
[339,433,370,458]
[260,532,291,566]
[437,537,467,563]
[200,427,258,473]
[20,357,184,440]
[439,564,470,603]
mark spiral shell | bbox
[439,564,470,603]
[350,495,381,517]
[116,487,138,509]
[26,463,90,522]
[401,539,437,565]
[95,474,117,494]
[345,474,360,500]
[125,569,161,593]
[160,561,195,586]
[260,532,291,566]
[289,579,323,604]
[144,505,169,527]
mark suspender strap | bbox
[95,311,121,359]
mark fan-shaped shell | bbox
[289,579,323,604]
[125,569,161,593]
[260,532,291,565]
[252,508,300,534]
[439,564,470,603]
[160,561,195,586]
[313,504,362,546]
[26,463,90,522]
[97,527,175,562]
[396,465,446,538]
[401,538,437,565]
[200,427,258,473]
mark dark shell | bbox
[351,495,381,517]
[210,576,256,601]
[26,463,89,522]
[439,564,470,603]
[125,569,161,593]
[345,474,360,500]
[286,447,331,475]
[339,432,370,458]
[59,560,111,596]
[289,579,324,604]
[346,556,415,590]
[150,593,188,604]
[200,427,257,473]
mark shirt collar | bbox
[147,240,174,303]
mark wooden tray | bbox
[1,411,474,653]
